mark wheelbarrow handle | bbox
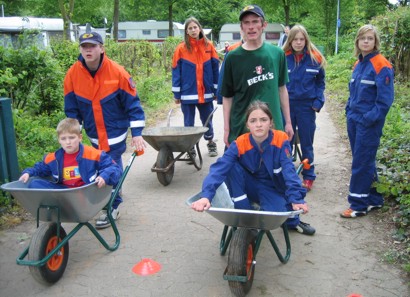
[204,106,218,128]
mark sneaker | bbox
[95,208,120,229]
[290,221,316,235]
[207,141,218,157]
[340,208,367,218]
[367,205,383,212]
[186,148,196,165]
[302,180,314,191]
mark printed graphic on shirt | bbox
[247,65,274,86]
[63,166,81,180]
[62,151,85,187]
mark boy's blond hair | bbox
[56,118,81,136]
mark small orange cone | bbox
[132,258,161,276]
[347,294,363,297]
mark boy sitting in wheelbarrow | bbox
[19,118,122,191]
[191,101,315,235]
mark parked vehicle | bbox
[218,23,283,49]
[115,20,212,43]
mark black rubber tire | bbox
[156,146,174,186]
[227,228,256,297]
[28,223,69,285]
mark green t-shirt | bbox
[221,42,289,143]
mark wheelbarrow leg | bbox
[190,141,203,170]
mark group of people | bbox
[20,4,394,235]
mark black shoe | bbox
[291,221,316,235]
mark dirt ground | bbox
[0,104,409,297]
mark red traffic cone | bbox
[347,294,363,297]
[132,258,161,276]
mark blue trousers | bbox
[347,116,384,211]
[181,101,214,141]
[225,163,300,228]
[28,179,69,189]
[290,99,316,180]
[92,141,126,210]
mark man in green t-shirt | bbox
[221,4,294,145]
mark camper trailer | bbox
[116,20,212,43]
[116,20,184,43]
[0,16,74,48]
[218,23,283,49]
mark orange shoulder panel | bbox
[82,146,102,161]
[228,41,242,51]
[172,42,187,68]
[312,50,322,64]
[370,54,392,75]
[44,153,56,164]
[353,60,359,70]
[235,133,254,155]
[270,130,288,148]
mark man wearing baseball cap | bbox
[220,5,315,235]
[64,31,146,229]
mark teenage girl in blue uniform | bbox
[341,25,394,218]
[191,100,315,235]
[282,25,326,191]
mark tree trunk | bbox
[58,0,75,41]
[113,0,119,41]
[168,3,173,37]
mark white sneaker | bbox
[95,208,120,229]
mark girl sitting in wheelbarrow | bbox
[191,100,315,235]
[19,118,122,190]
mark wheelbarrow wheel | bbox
[28,222,69,285]
[227,228,256,297]
[156,146,174,186]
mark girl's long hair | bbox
[183,17,210,51]
[282,24,326,68]
[353,24,380,57]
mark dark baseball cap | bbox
[79,32,103,45]
[239,4,265,21]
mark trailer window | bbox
[265,32,280,40]
[158,30,169,38]
[118,30,126,38]
[232,32,241,40]
[143,30,151,35]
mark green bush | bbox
[13,110,66,169]
[0,38,64,115]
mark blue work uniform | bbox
[172,36,219,141]
[346,51,394,211]
[286,49,325,181]
[23,143,122,190]
[201,130,306,228]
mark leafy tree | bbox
[58,0,75,41]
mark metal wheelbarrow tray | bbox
[187,190,302,296]
[1,181,112,223]
[142,126,209,186]
[0,151,141,285]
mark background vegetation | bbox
[0,0,409,275]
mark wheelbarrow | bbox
[0,150,143,285]
[142,108,216,186]
[186,189,303,297]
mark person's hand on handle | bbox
[19,173,30,183]
[131,136,146,153]
[191,198,211,212]
[292,203,308,214]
